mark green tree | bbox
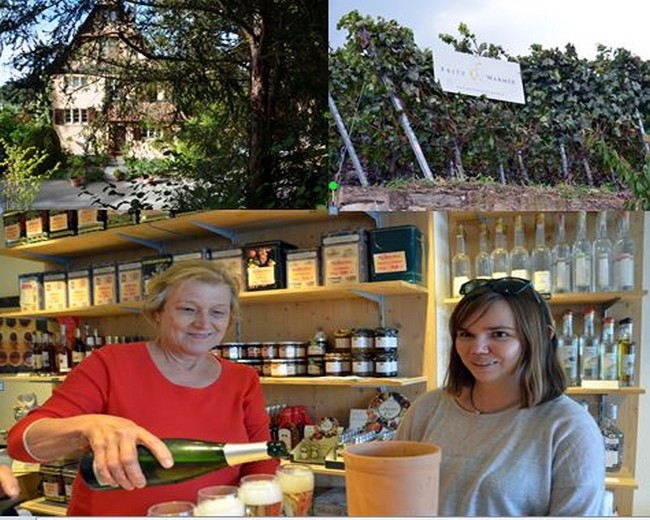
[0,139,58,209]
[0,0,327,209]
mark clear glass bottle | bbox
[600,402,624,473]
[474,223,493,279]
[579,308,600,382]
[551,213,572,293]
[593,211,613,292]
[451,225,471,297]
[572,211,593,292]
[510,215,530,280]
[600,316,618,381]
[80,439,288,490]
[617,318,635,387]
[557,310,579,386]
[490,218,510,279]
[613,211,635,291]
[530,213,551,293]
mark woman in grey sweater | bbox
[396,277,606,516]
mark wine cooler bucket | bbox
[343,440,441,516]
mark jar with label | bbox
[261,342,277,359]
[294,358,307,376]
[245,342,262,359]
[375,351,398,377]
[325,352,351,376]
[374,327,399,351]
[307,356,325,376]
[270,359,298,377]
[333,329,352,352]
[237,359,263,376]
[352,351,375,376]
[40,465,65,502]
[351,328,374,351]
[277,341,306,359]
[220,342,243,360]
[262,360,273,377]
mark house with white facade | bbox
[50,4,182,160]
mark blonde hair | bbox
[143,259,241,327]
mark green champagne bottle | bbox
[79,439,288,490]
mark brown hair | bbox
[444,287,566,408]
[143,259,241,327]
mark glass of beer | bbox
[238,474,282,517]
[147,500,195,516]
[194,485,245,517]
[276,463,315,516]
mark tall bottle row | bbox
[451,211,636,297]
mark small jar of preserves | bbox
[375,351,398,377]
[352,351,374,376]
[220,342,243,360]
[236,359,263,376]
[325,352,351,376]
[374,327,399,351]
[261,342,278,359]
[294,358,307,376]
[307,356,325,376]
[351,328,374,351]
[245,342,262,359]
[333,329,352,352]
[262,360,273,377]
[277,341,306,359]
[270,359,298,377]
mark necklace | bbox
[469,384,483,415]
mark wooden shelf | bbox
[261,376,426,387]
[0,281,427,319]
[17,496,67,516]
[567,386,645,395]
[303,463,638,490]
[444,290,647,307]
[0,210,338,262]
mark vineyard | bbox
[329,12,650,209]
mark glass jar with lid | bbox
[325,352,351,376]
[375,351,398,377]
[351,328,374,351]
[374,327,399,351]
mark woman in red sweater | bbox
[8,260,278,516]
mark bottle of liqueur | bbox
[32,331,43,372]
[490,218,510,279]
[593,211,613,292]
[80,439,288,490]
[572,211,593,292]
[474,223,492,280]
[509,215,529,280]
[530,213,551,294]
[557,310,579,386]
[71,327,87,367]
[451,225,471,297]
[600,402,624,473]
[41,332,54,374]
[579,308,600,382]
[599,316,618,381]
[551,214,572,293]
[617,318,635,387]
[613,211,635,291]
[55,327,71,374]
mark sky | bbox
[329,0,650,60]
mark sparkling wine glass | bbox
[276,463,315,516]
[238,474,282,517]
[194,485,245,517]
[147,500,195,516]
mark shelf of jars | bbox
[260,376,426,387]
[0,209,336,262]
[0,281,427,320]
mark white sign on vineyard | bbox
[433,47,526,104]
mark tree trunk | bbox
[247,2,274,207]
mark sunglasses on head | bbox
[459,277,550,300]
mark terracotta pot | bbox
[343,440,441,516]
